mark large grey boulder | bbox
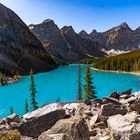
[18,103,65,138]
[129,98,140,113]
[6,113,21,124]
[134,91,140,98]
[38,116,89,140]
[63,102,91,117]
[107,111,140,140]
[21,136,34,140]
[100,104,127,121]
[119,96,137,105]
[102,97,120,105]
[39,134,66,140]
[23,103,63,119]
[119,89,132,96]
[109,91,120,99]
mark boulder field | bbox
[0,89,140,140]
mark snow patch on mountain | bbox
[101,48,129,56]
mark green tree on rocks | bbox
[29,68,38,111]
[83,64,97,100]
[25,99,29,113]
[56,96,61,103]
[10,106,14,115]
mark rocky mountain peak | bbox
[29,19,56,31]
[90,29,98,35]
[79,30,88,35]
[43,19,53,23]
[42,19,55,25]
[106,22,131,34]
[61,26,75,33]
[135,26,140,32]
[119,22,129,28]
[0,3,11,15]
[111,22,132,32]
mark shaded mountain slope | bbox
[29,20,105,63]
[0,4,57,74]
[80,22,140,51]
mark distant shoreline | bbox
[0,76,22,86]
[91,67,140,76]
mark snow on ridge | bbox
[29,25,34,30]
[101,48,129,56]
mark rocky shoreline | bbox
[0,89,140,140]
[92,68,140,76]
[0,76,22,86]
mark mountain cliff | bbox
[30,20,140,60]
[0,4,57,74]
[80,22,140,51]
[29,20,105,63]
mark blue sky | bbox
[1,0,140,32]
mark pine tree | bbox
[56,97,61,103]
[77,64,82,100]
[0,72,4,86]
[15,70,20,80]
[25,99,29,113]
[83,64,97,100]
[10,106,14,114]
[29,68,38,111]
[3,74,7,85]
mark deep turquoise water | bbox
[0,64,140,117]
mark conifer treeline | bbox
[94,50,140,71]
[0,71,20,86]
[0,73,7,86]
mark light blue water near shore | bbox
[0,64,140,117]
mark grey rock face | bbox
[29,20,74,63]
[18,109,65,138]
[6,113,21,124]
[100,104,127,121]
[107,111,140,140]
[80,22,140,51]
[29,20,105,63]
[63,102,91,117]
[109,91,120,99]
[102,96,121,105]
[23,103,63,119]
[38,134,66,140]
[39,116,89,140]
[21,136,35,140]
[130,98,140,113]
[119,88,132,96]
[61,26,104,60]
[0,4,57,74]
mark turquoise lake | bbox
[0,64,140,117]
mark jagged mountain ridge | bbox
[0,4,57,74]
[30,20,140,61]
[80,22,140,51]
[29,19,105,63]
